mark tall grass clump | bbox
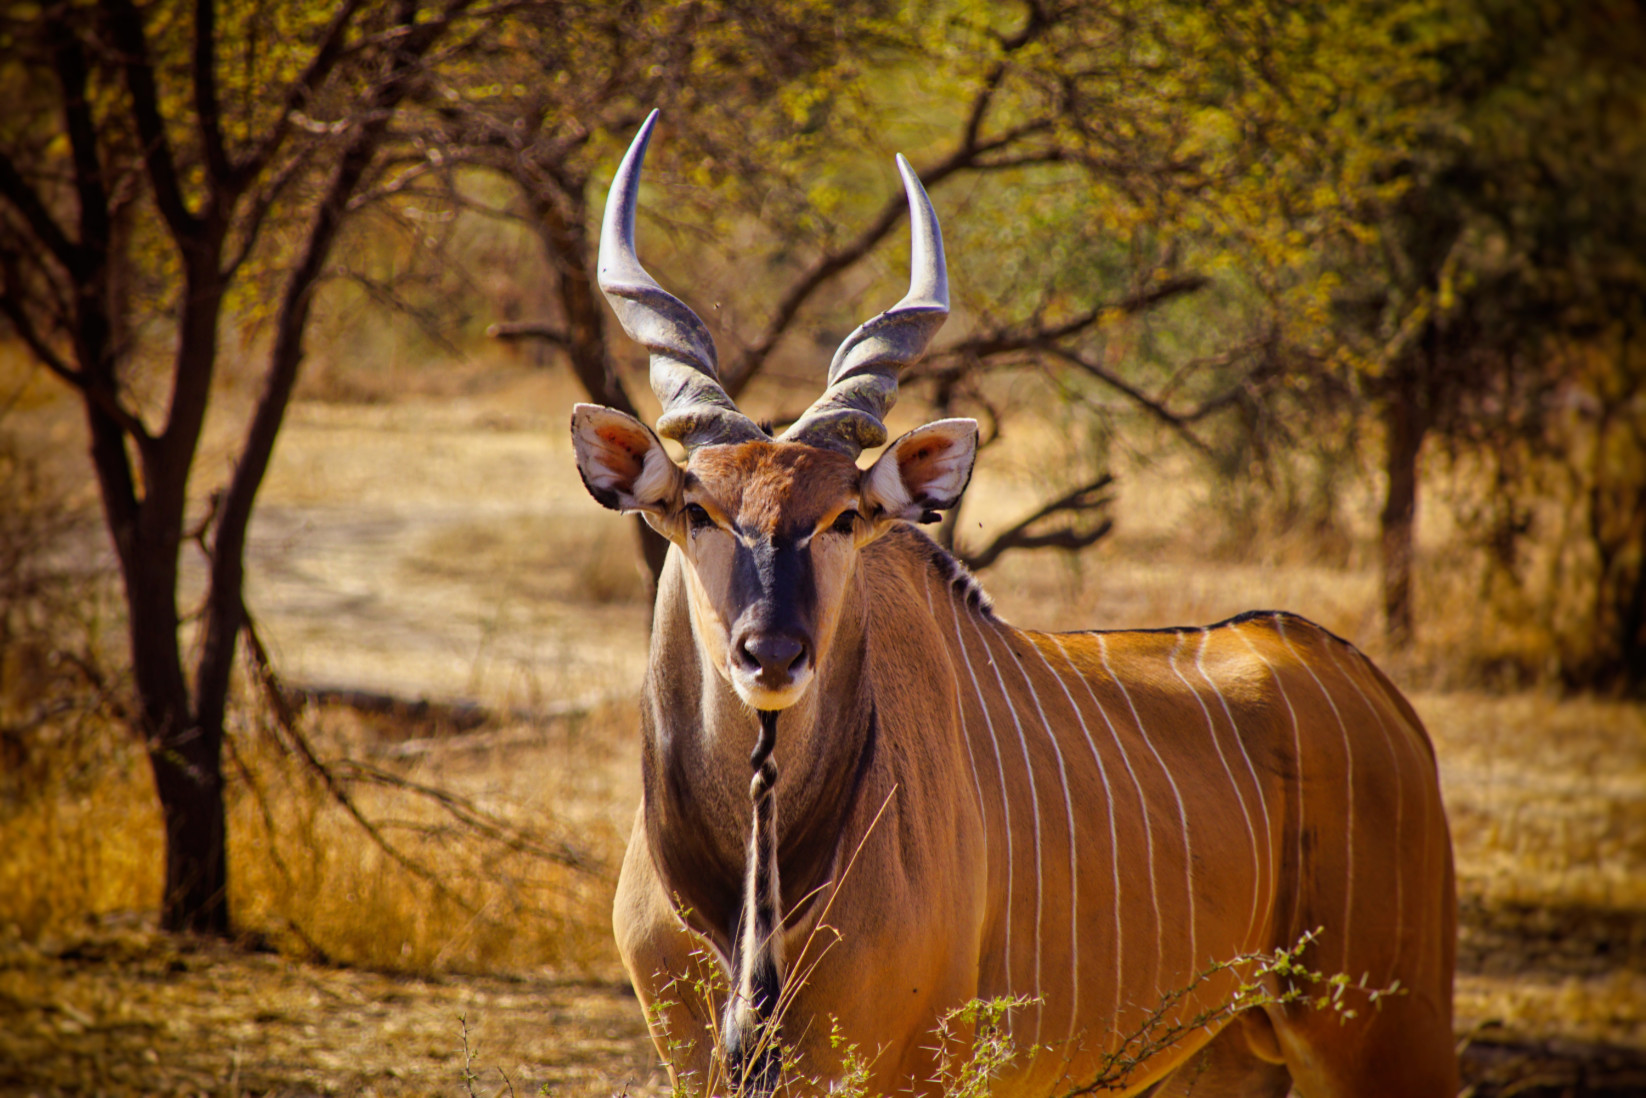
[221,683,625,973]
[0,411,153,940]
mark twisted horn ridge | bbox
[780,155,949,457]
[599,110,765,450]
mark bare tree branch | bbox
[223,137,326,278]
[959,471,1114,571]
[100,0,201,238]
[0,267,73,379]
[195,0,482,746]
[234,0,369,185]
[0,288,150,442]
[192,0,232,190]
[484,320,568,347]
[329,758,595,872]
[240,609,482,914]
[719,15,1056,396]
[0,151,78,274]
[333,266,464,357]
[934,274,1212,363]
[1039,343,1213,455]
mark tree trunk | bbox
[1380,358,1428,648]
[1621,516,1646,693]
[526,173,670,599]
[145,693,230,935]
[9,0,467,941]
[140,252,233,935]
[67,171,233,935]
[123,487,230,935]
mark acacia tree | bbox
[0,0,481,934]
[788,0,1446,566]
[398,0,1446,580]
[1332,0,1646,670]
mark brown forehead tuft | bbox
[686,441,861,532]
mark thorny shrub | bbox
[633,929,1400,1098]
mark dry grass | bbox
[1424,693,1646,1050]
[0,697,635,977]
[0,741,159,944]
[1427,694,1646,914]
[2,687,1640,1093]
[224,699,633,975]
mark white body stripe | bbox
[990,621,1081,1049]
[1323,641,1405,981]
[1276,616,1356,969]
[1194,627,1277,944]
[944,586,1017,989]
[1052,634,1165,996]
[1231,621,1308,940]
[966,614,1047,1030]
[1031,638,1125,1037]
[926,577,992,855]
[1097,633,1198,977]
[1169,632,1263,949]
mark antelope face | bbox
[573,406,978,710]
[578,110,959,709]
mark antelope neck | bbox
[642,551,877,956]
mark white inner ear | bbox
[863,453,914,518]
[573,405,679,513]
[865,419,977,520]
[582,455,631,497]
[631,444,676,507]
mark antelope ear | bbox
[862,419,978,521]
[571,404,682,514]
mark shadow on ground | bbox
[1460,1034,1646,1098]
[1458,896,1646,980]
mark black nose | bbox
[735,632,810,684]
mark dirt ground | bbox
[2,916,1646,1098]
[5,374,1644,1096]
[0,925,659,1097]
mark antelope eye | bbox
[829,510,860,536]
[684,503,715,531]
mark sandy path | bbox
[201,391,654,711]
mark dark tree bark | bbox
[1621,509,1646,691]
[522,166,670,597]
[1379,352,1429,649]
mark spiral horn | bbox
[598,111,766,451]
[779,155,948,456]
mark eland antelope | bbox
[571,113,1458,1098]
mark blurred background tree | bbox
[389,0,892,590]
[1331,0,1646,682]
[386,0,1462,576]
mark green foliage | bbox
[929,995,1033,1098]
[1053,929,1404,1095]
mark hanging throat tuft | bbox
[722,708,784,1094]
